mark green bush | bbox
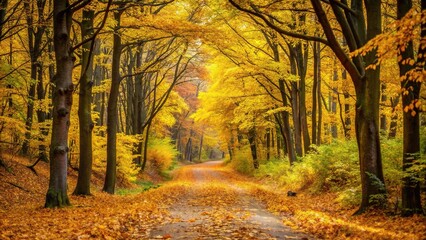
[336,187,362,208]
[380,137,403,192]
[421,124,426,154]
[254,138,412,208]
[280,141,360,193]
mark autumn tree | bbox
[103,5,123,194]
[45,0,90,208]
[74,0,111,196]
[396,0,424,216]
[103,0,191,193]
[229,0,387,213]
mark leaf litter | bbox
[1,156,425,239]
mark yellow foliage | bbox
[146,137,178,173]
[90,129,139,183]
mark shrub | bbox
[255,140,360,205]
[336,187,362,208]
[380,137,403,192]
[229,145,255,175]
[284,141,360,193]
[254,138,411,208]
[255,157,290,179]
[146,137,178,173]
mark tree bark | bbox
[355,0,386,213]
[198,133,203,162]
[343,69,351,139]
[278,80,296,165]
[397,0,424,216]
[330,58,338,138]
[266,128,270,160]
[36,58,48,162]
[22,0,47,156]
[141,122,151,170]
[388,96,400,139]
[103,9,123,194]
[125,48,135,135]
[185,135,193,162]
[312,41,319,145]
[74,9,95,196]
[248,127,258,169]
[289,50,303,156]
[310,0,386,213]
[45,0,73,208]
[380,83,388,133]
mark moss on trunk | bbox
[45,189,71,208]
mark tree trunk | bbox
[125,48,135,135]
[289,52,303,157]
[45,0,73,208]
[133,47,144,165]
[397,0,424,216]
[198,133,203,162]
[74,9,95,196]
[266,128,270,160]
[310,0,386,214]
[185,136,193,162]
[312,41,319,145]
[22,0,46,156]
[388,96,399,139]
[268,38,296,164]
[248,127,258,169]
[317,57,323,145]
[36,62,48,162]
[103,9,123,194]
[93,39,103,125]
[141,122,151,170]
[275,126,281,158]
[330,58,338,138]
[298,43,311,152]
[354,0,386,213]
[380,83,387,134]
[343,69,351,139]
[278,80,296,165]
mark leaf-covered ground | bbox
[0,155,425,239]
[149,161,310,239]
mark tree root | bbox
[3,180,31,193]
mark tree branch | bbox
[228,0,329,45]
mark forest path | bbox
[149,161,311,240]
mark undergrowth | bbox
[251,138,422,209]
[228,145,255,175]
[116,180,161,195]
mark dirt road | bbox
[149,161,311,240]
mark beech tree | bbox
[21,0,48,158]
[74,0,111,195]
[103,6,123,194]
[45,0,74,207]
[397,0,424,216]
[229,0,386,213]
[45,0,90,208]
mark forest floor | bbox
[0,154,425,239]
